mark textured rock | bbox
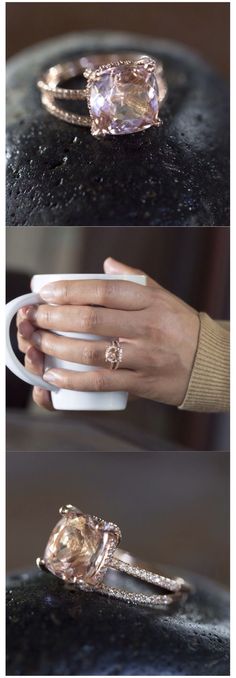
[7,568,229,675]
[6,32,229,226]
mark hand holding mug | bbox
[14,258,200,411]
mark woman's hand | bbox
[16,258,200,411]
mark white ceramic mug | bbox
[6,273,146,411]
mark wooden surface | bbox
[6,409,181,452]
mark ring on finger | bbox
[105,339,123,370]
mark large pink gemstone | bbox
[88,59,159,136]
[44,513,114,584]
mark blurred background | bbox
[7,449,229,587]
[6,2,229,79]
[6,226,229,452]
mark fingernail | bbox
[34,387,44,395]
[40,284,57,301]
[20,306,37,318]
[31,331,41,348]
[43,370,58,384]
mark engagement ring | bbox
[105,339,123,370]
[37,54,167,136]
[37,504,191,608]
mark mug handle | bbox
[6,292,58,391]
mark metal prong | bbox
[84,68,93,80]
[153,116,163,127]
[36,557,49,573]
[135,56,155,70]
[90,124,106,138]
[59,504,79,516]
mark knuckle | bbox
[81,307,98,331]
[39,306,52,326]
[62,372,74,389]
[60,282,69,302]
[93,372,107,392]
[40,332,53,353]
[82,344,99,365]
[93,283,105,305]
[98,281,116,306]
[25,357,36,374]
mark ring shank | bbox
[91,548,191,608]
[41,93,91,126]
[112,548,191,592]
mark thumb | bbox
[103,257,157,287]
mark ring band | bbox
[105,339,123,370]
[37,53,167,137]
[36,504,191,609]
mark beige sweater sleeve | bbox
[179,313,230,413]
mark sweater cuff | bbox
[179,313,230,413]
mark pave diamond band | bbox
[37,53,167,136]
[36,505,191,609]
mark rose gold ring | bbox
[36,504,191,609]
[105,339,123,370]
[37,53,167,137]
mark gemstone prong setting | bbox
[59,504,79,517]
[87,57,162,137]
[36,557,49,573]
[43,506,120,586]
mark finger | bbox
[17,331,31,354]
[103,257,158,288]
[30,330,141,370]
[32,386,54,411]
[16,306,36,327]
[42,367,137,392]
[17,319,35,341]
[39,278,150,310]
[24,305,142,338]
[25,346,44,376]
[25,348,53,411]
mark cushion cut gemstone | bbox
[44,512,114,584]
[88,59,159,136]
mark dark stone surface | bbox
[6,31,229,227]
[6,568,229,675]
